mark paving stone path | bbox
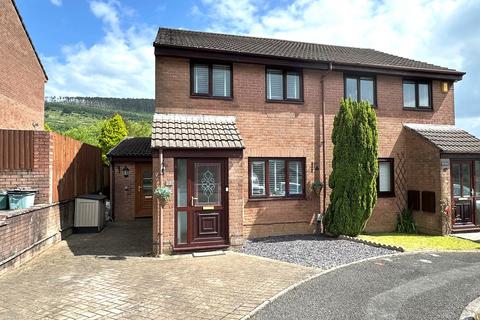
[0,221,319,320]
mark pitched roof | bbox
[10,0,48,80]
[154,28,464,77]
[152,113,244,149]
[404,123,480,154]
[108,137,152,158]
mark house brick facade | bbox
[0,0,47,130]
[147,28,470,255]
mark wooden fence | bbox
[0,130,34,170]
[51,132,104,202]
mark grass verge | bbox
[358,233,480,251]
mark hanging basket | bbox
[154,186,171,208]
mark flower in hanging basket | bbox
[154,186,172,207]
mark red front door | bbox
[174,158,228,250]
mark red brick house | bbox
[113,28,480,255]
[0,0,48,130]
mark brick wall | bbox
[0,201,74,274]
[0,0,46,130]
[154,56,455,239]
[405,130,443,234]
[0,131,51,204]
[111,161,137,220]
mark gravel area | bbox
[241,235,396,269]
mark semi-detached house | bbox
[109,28,480,255]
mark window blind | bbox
[269,160,285,196]
[288,161,303,194]
[194,64,209,94]
[286,72,300,99]
[212,64,231,97]
[251,161,266,196]
[267,69,283,100]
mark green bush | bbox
[396,208,416,234]
[99,114,127,164]
[324,99,378,236]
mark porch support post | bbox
[152,148,163,256]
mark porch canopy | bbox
[404,123,480,155]
[151,113,244,152]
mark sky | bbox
[15,0,480,136]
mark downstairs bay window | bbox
[249,158,305,199]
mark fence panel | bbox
[51,133,103,202]
[0,130,33,170]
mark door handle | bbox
[191,196,198,206]
[138,186,142,192]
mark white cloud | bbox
[50,0,62,6]
[197,0,480,136]
[44,0,155,98]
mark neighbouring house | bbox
[0,0,105,273]
[0,0,47,130]
[110,27,480,255]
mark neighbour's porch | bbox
[404,123,480,234]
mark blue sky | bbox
[15,0,480,136]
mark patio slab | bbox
[0,220,319,320]
[453,232,480,242]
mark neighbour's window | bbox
[249,158,305,199]
[191,62,232,98]
[378,158,395,197]
[345,75,376,106]
[403,80,432,109]
[266,68,303,102]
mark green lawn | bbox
[358,233,480,251]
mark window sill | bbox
[266,99,304,105]
[402,107,433,112]
[378,193,396,198]
[248,196,306,202]
[190,95,233,101]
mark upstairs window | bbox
[403,80,432,109]
[191,62,232,98]
[345,75,376,106]
[249,158,305,199]
[266,68,303,102]
[378,158,395,197]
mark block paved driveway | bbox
[0,220,319,320]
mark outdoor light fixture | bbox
[122,166,130,177]
[441,81,449,93]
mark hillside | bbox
[45,97,155,146]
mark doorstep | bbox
[452,232,480,242]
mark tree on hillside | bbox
[324,99,378,236]
[99,114,127,164]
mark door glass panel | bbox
[177,159,187,207]
[476,161,480,197]
[177,211,187,244]
[462,163,471,197]
[452,163,461,197]
[142,169,152,197]
[194,163,221,206]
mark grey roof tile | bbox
[108,137,152,158]
[152,113,245,149]
[154,28,464,76]
[404,123,480,154]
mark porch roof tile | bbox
[152,113,245,149]
[404,123,480,154]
